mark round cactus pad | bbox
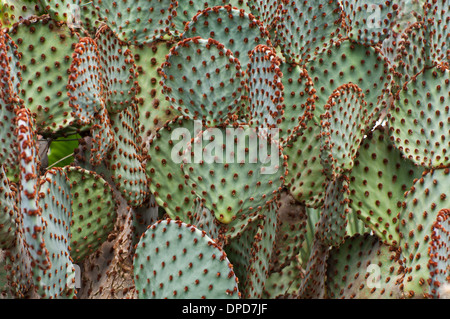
[133,219,240,299]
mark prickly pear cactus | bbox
[0,0,449,301]
[133,219,240,299]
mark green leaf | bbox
[47,134,81,168]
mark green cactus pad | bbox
[0,32,21,167]
[6,16,80,136]
[0,165,17,249]
[68,36,102,126]
[76,0,102,35]
[3,215,34,297]
[172,0,228,35]
[320,83,373,177]
[427,209,450,299]
[15,108,50,271]
[96,25,139,114]
[0,31,22,97]
[40,0,81,23]
[326,233,403,299]
[220,209,264,245]
[133,219,240,299]
[160,37,244,126]
[106,104,149,206]
[33,167,75,298]
[132,39,179,139]
[263,258,304,298]
[145,116,200,220]
[0,0,45,28]
[315,175,351,247]
[341,0,396,45]
[190,199,221,241]
[244,202,278,298]
[307,39,390,122]
[223,213,263,294]
[387,66,450,168]
[182,124,285,224]
[427,0,449,64]
[89,104,116,167]
[246,44,284,128]
[92,0,178,45]
[348,126,424,246]
[225,203,277,299]
[297,238,329,298]
[391,22,433,89]
[277,61,316,143]
[246,0,281,30]
[62,166,118,262]
[276,0,343,65]
[269,190,307,273]
[297,207,321,269]
[182,5,272,67]
[398,168,450,298]
[284,121,329,208]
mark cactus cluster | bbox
[0,0,449,299]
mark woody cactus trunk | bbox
[0,0,449,299]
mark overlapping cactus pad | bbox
[133,219,240,299]
[0,0,449,300]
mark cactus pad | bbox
[182,5,272,67]
[7,16,79,136]
[0,1,45,27]
[63,166,118,262]
[160,37,244,125]
[307,39,389,121]
[182,124,285,224]
[68,36,102,126]
[297,239,329,298]
[246,44,284,128]
[132,39,179,138]
[92,0,178,45]
[33,167,75,298]
[427,209,450,298]
[320,83,372,177]
[96,25,139,114]
[40,0,81,23]
[278,61,316,142]
[172,0,228,35]
[89,104,116,167]
[246,0,281,30]
[133,219,240,299]
[277,0,343,65]
[284,121,328,208]
[244,202,278,298]
[106,104,148,206]
[388,66,450,168]
[0,166,17,249]
[15,108,50,270]
[145,116,200,220]
[348,126,424,246]
[427,0,449,64]
[0,32,21,167]
[398,167,450,298]
[326,233,403,299]
[341,0,396,45]
[315,175,351,247]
